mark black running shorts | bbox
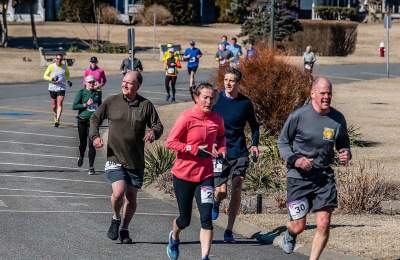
[214,156,249,187]
[49,90,66,99]
[286,174,337,220]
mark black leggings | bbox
[165,76,177,97]
[173,175,214,230]
[77,118,96,167]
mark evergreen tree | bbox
[239,0,301,45]
[225,0,254,24]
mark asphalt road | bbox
[0,63,396,259]
[0,69,307,259]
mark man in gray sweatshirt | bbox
[277,77,351,260]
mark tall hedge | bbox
[144,0,193,24]
[59,0,108,23]
[282,20,358,56]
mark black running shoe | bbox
[77,157,83,167]
[119,229,133,244]
[107,218,121,240]
[88,168,95,175]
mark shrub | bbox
[336,160,396,213]
[144,142,175,186]
[214,45,310,135]
[155,171,174,197]
[244,130,285,190]
[282,20,358,56]
[59,0,108,22]
[144,0,193,24]
[100,4,119,24]
[315,6,357,20]
[138,4,173,25]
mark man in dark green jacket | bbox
[72,75,102,175]
[89,71,163,244]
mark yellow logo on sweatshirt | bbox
[323,128,335,141]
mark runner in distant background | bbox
[183,40,203,88]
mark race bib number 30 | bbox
[200,186,214,204]
[287,198,309,220]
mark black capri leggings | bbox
[165,76,177,96]
[77,118,96,168]
[173,175,214,230]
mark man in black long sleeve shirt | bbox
[212,67,260,242]
[90,71,163,244]
[277,77,351,259]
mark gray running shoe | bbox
[282,230,296,254]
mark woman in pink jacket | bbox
[165,82,226,260]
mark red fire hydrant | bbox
[379,42,385,57]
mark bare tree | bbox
[0,0,8,47]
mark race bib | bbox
[189,57,196,62]
[213,158,223,173]
[167,68,175,74]
[104,161,122,171]
[219,59,226,65]
[305,64,311,70]
[200,186,214,204]
[287,198,309,220]
[87,103,98,112]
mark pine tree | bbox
[225,0,254,23]
[239,0,301,45]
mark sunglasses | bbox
[88,81,96,84]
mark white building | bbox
[7,0,45,22]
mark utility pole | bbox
[269,0,275,48]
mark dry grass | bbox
[332,78,400,181]
[239,213,400,259]
[1,22,400,83]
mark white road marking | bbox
[0,151,78,159]
[68,203,89,207]
[0,210,176,216]
[0,130,74,139]
[318,74,364,81]
[0,174,107,184]
[0,140,76,149]
[0,162,85,171]
[0,195,154,200]
[0,200,7,207]
[360,71,400,77]
[0,187,107,197]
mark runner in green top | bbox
[72,75,102,175]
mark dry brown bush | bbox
[214,44,311,135]
[283,20,358,56]
[155,171,174,197]
[137,4,173,25]
[100,4,119,24]
[336,160,398,213]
